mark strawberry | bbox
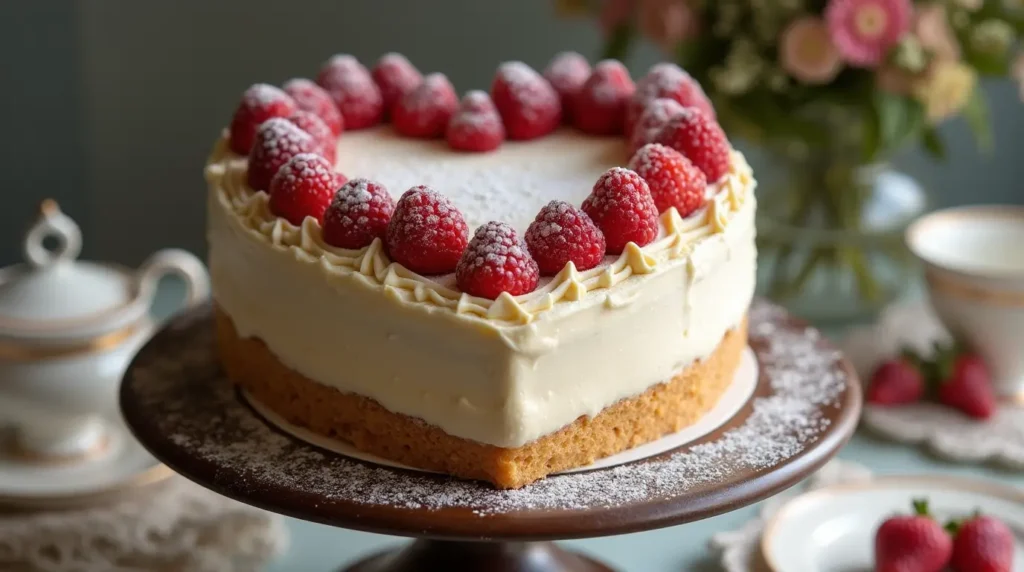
[456,221,540,299]
[228,84,297,154]
[627,62,715,136]
[950,514,1015,572]
[322,178,395,250]
[875,499,953,572]
[629,97,686,155]
[393,73,458,139]
[385,186,469,275]
[653,107,731,182]
[582,167,659,254]
[316,54,384,130]
[268,153,343,226]
[543,51,591,123]
[526,200,606,275]
[491,61,562,140]
[446,90,505,152]
[866,356,926,406]
[371,52,423,117]
[283,78,344,137]
[935,349,996,420]
[573,59,635,135]
[627,143,707,217]
[247,118,319,191]
[286,110,336,165]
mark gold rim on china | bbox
[0,463,174,511]
[759,475,1024,572]
[0,323,143,361]
[924,268,1024,307]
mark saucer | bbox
[761,475,1024,572]
[245,346,759,475]
[0,412,171,509]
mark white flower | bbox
[970,19,1015,55]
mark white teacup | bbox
[906,205,1024,398]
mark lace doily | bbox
[840,301,1024,469]
[0,477,288,572]
[709,459,874,572]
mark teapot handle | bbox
[137,249,211,323]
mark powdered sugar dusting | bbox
[126,301,853,515]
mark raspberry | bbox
[543,51,591,123]
[627,63,715,136]
[653,108,731,181]
[371,52,423,116]
[247,118,319,191]
[573,59,635,135]
[316,54,384,130]
[393,73,458,139]
[386,186,469,275]
[322,178,395,249]
[627,143,707,217]
[456,222,539,299]
[228,84,297,154]
[446,90,505,152]
[581,167,659,254]
[628,98,686,155]
[490,61,562,140]
[287,110,336,165]
[268,153,340,226]
[525,201,606,275]
[283,78,344,137]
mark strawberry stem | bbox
[912,498,931,517]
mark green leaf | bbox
[601,23,635,61]
[921,126,947,161]
[862,99,882,162]
[872,92,925,157]
[963,86,994,153]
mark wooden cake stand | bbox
[120,300,861,572]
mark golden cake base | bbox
[215,307,747,489]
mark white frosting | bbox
[205,128,758,448]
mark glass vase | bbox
[755,150,928,326]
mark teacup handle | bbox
[137,249,211,323]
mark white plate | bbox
[762,476,1024,572]
[0,413,171,509]
[245,346,759,475]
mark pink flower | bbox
[914,3,960,61]
[779,16,843,84]
[638,0,699,52]
[826,0,913,67]
[600,0,636,33]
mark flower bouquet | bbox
[560,0,1023,321]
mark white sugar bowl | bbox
[0,200,209,462]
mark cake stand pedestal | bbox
[119,300,861,572]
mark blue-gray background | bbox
[1,0,1021,268]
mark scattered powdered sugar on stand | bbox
[130,300,849,515]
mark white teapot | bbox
[0,200,209,462]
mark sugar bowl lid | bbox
[0,200,145,341]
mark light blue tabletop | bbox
[151,281,1024,572]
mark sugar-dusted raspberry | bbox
[316,54,384,130]
[286,110,336,165]
[228,84,297,154]
[543,51,591,123]
[322,178,395,249]
[456,221,540,299]
[283,78,344,137]
[653,108,731,182]
[385,186,469,275]
[525,200,606,275]
[627,62,715,136]
[371,52,423,116]
[581,167,659,253]
[628,97,686,154]
[268,153,340,226]
[490,61,562,140]
[393,73,458,139]
[628,143,707,217]
[446,90,505,152]
[573,59,635,136]
[247,118,319,191]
